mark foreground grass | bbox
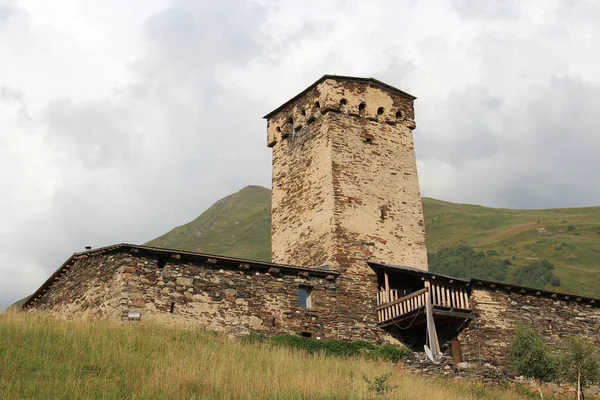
[0,312,531,400]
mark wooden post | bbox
[451,338,463,365]
[384,269,390,303]
[424,282,441,359]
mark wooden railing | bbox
[375,288,429,323]
[376,284,471,323]
[430,283,469,310]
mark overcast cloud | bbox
[1,0,599,310]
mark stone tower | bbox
[264,75,427,340]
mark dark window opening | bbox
[339,99,348,113]
[307,116,316,125]
[298,288,312,308]
[364,137,373,144]
[300,332,312,338]
[287,117,293,125]
[276,126,281,132]
[377,107,385,115]
[301,108,306,116]
[395,111,403,121]
[314,101,321,109]
[157,256,168,269]
[169,302,175,314]
[358,103,366,116]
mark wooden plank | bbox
[464,290,470,309]
[374,288,429,311]
[433,308,476,320]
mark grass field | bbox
[0,312,532,400]
[146,186,600,298]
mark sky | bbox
[1,0,600,311]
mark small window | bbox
[301,108,306,116]
[339,99,348,113]
[377,107,384,115]
[314,101,321,109]
[358,103,366,116]
[298,288,312,308]
[169,302,175,314]
[395,111,403,121]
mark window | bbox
[298,287,312,308]
[358,103,366,117]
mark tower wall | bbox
[267,76,427,340]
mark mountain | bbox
[146,185,272,262]
[146,186,600,298]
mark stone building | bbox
[23,75,599,368]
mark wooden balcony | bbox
[375,283,474,327]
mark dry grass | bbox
[0,312,530,399]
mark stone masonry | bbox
[29,245,339,338]
[266,76,428,341]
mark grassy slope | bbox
[146,187,600,298]
[0,312,530,400]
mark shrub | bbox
[268,335,410,362]
[363,373,396,394]
[557,336,600,392]
[508,324,557,382]
[486,249,499,257]
[511,260,555,289]
[550,276,561,287]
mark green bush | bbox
[508,324,557,382]
[428,245,509,282]
[268,335,410,362]
[551,276,561,287]
[511,260,556,289]
[557,336,600,390]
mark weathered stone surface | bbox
[267,77,427,342]
[176,277,193,286]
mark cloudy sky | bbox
[1,0,599,310]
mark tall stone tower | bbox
[264,75,427,340]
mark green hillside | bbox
[146,186,600,298]
[146,185,272,262]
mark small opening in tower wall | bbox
[301,108,306,116]
[339,98,348,113]
[169,302,175,314]
[358,103,366,116]
[300,332,312,338]
[377,107,385,115]
[276,126,281,132]
[395,111,403,121]
[314,101,320,109]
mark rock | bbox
[444,365,451,370]
[176,277,194,286]
[456,362,472,370]
[224,289,237,296]
[249,316,263,328]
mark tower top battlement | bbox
[265,75,417,148]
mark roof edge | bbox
[263,74,417,119]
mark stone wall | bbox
[458,288,600,370]
[122,254,339,338]
[267,77,427,341]
[31,252,127,319]
[29,249,340,339]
